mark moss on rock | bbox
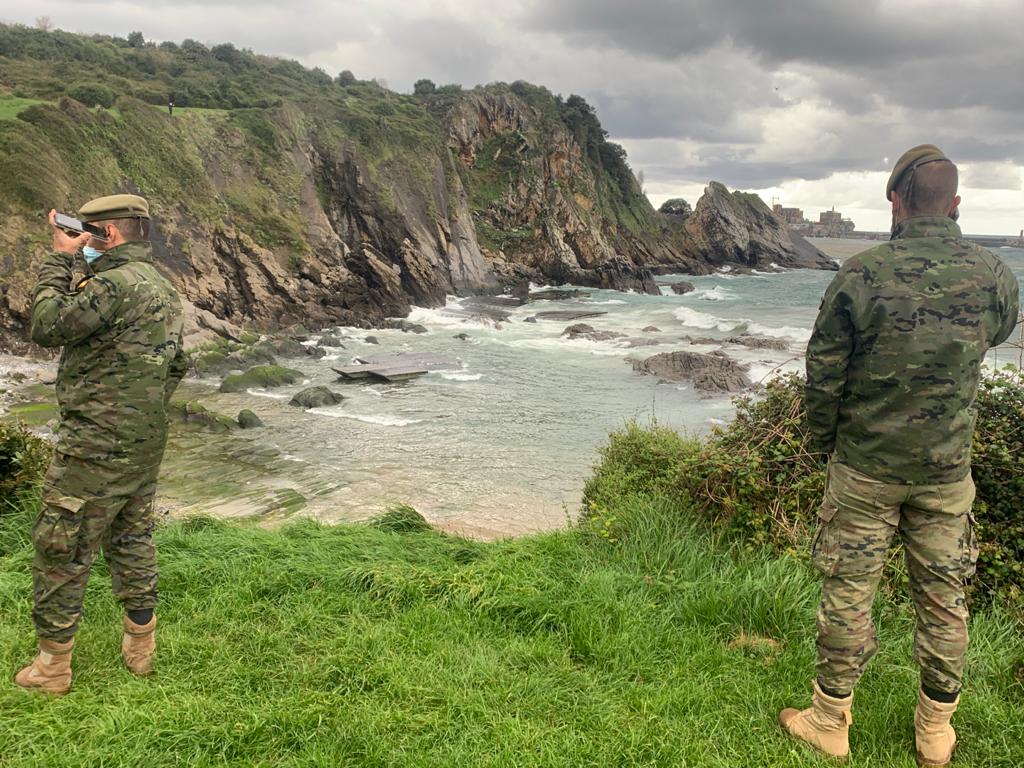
[219,365,303,393]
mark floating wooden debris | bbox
[355,353,460,371]
[332,353,461,383]
[531,310,608,321]
[529,289,592,301]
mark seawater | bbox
[161,242,1024,537]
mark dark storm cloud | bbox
[5,0,1023,202]
[527,0,1018,71]
[6,0,368,58]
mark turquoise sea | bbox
[163,243,1024,536]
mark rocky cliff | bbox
[683,182,837,272]
[0,27,832,354]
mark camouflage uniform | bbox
[30,239,185,642]
[805,215,1020,695]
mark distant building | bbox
[772,203,805,226]
[772,202,855,237]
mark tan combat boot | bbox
[122,615,157,676]
[779,680,853,762]
[14,638,74,695]
[915,689,958,767]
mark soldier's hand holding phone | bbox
[49,209,92,255]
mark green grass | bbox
[1,479,1021,765]
[0,96,46,120]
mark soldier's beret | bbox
[886,145,951,201]
[78,194,150,222]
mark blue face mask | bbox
[82,245,103,264]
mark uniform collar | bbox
[89,240,153,272]
[892,216,962,241]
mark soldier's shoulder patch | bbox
[73,276,93,292]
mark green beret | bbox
[78,194,150,223]
[886,144,951,201]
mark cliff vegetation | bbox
[0,24,832,353]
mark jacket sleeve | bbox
[164,346,188,405]
[805,269,857,454]
[991,259,1021,347]
[30,252,117,348]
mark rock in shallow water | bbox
[219,365,304,393]
[237,409,264,429]
[561,323,625,342]
[670,282,696,295]
[727,335,789,351]
[631,350,751,394]
[289,386,345,409]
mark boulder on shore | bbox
[290,386,344,409]
[220,365,304,393]
[670,282,696,295]
[631,350,751,394]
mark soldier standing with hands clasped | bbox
[14,195,186,695]
[779,146,1020,765]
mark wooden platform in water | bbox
[332,353,461,383]
[531,310,608,321]
[332,364,428,382]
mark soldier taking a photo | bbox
[779,146,1020,766]
[15,195,186,696]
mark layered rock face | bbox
[683,182,838,271]
[0,90,834,355]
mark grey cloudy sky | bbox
[6,0,1024,233]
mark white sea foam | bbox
[692,286,737,302]
[746,321,812,341]
[246,389,291,400]
[322,354,342,361]
[673,306,743,332]
[586,299,628,306]
[439,372,483,381]
[308,409,421,426]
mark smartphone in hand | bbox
[54,213,108,241]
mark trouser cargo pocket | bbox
[32,493,86,566]
[962,511,979,584]
[812,499,841,577]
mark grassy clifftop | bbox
[0,24,651,239]
[1,425,1021,766]
[0,24,688,351]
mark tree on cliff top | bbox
[659,198,692,218]
[413,78,436,95]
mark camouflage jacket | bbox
[805,216,1020,484]
[31,241,185,468]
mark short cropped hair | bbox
[95,216,151,242]
[896,160,958,216]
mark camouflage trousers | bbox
[32,452,162,642]
[812,460,978,695]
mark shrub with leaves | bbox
[585,369,1024,604]
[673,370,1024,603]
[0,420,52,501]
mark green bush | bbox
[67,82,115,108]
[584,370,1024,604]
[0,420,52,500]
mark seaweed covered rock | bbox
[219,365,304,393]
[170,401,237,433]
[289,387,344,409]
[237,409,264,429]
